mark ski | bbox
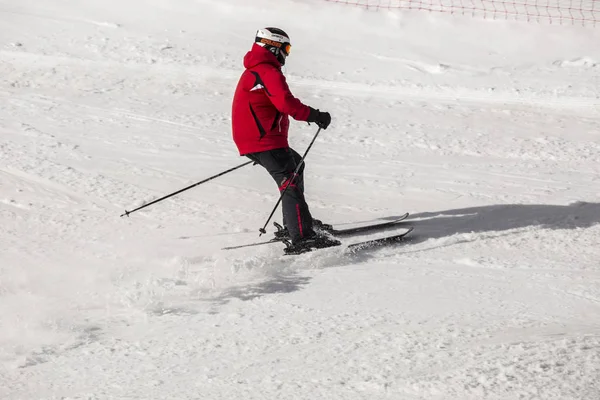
[346,227,414,252]
[272,212,410,240]
[223,227,414,253]
[328,212,409,236]
[222,237,284,250]
[222,213,411,252]
[284,227,414,255]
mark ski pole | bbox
[258,126,322,236]
[120,160,253,217]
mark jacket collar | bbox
[243,43,281,69]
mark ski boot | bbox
[273,222,290,240]
[313,218,333,232]
[283,233,341,255]
[273,219,333,241]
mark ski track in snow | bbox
[1,0,600,399]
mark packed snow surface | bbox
[1,0,600,399]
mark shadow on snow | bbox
[208,275,311,306]
[211,201,600,304]
[404,200,600,245]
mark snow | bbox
[1,0,600,398]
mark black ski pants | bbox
[246,147,314,243]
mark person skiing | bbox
[231,27,341,254]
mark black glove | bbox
[308,107,331,130]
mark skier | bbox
[231,27,341,254]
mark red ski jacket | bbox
[232,44,312,155]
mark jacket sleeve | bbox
[260,66,312,121]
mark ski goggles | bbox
[257,38,291,56]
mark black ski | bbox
[222,213,411,252]
[223,227,414,253]
[284,227,414,256]
[272,212,409,240]
[328,212,409,236]
[346,227,414,252]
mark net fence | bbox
[323,0,599,25]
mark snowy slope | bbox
[1,0,600,399]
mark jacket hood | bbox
[243,43,281,69]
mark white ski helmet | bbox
[255,27,291,66]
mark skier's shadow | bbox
[390,200,600,247]
[210,201,600,304]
